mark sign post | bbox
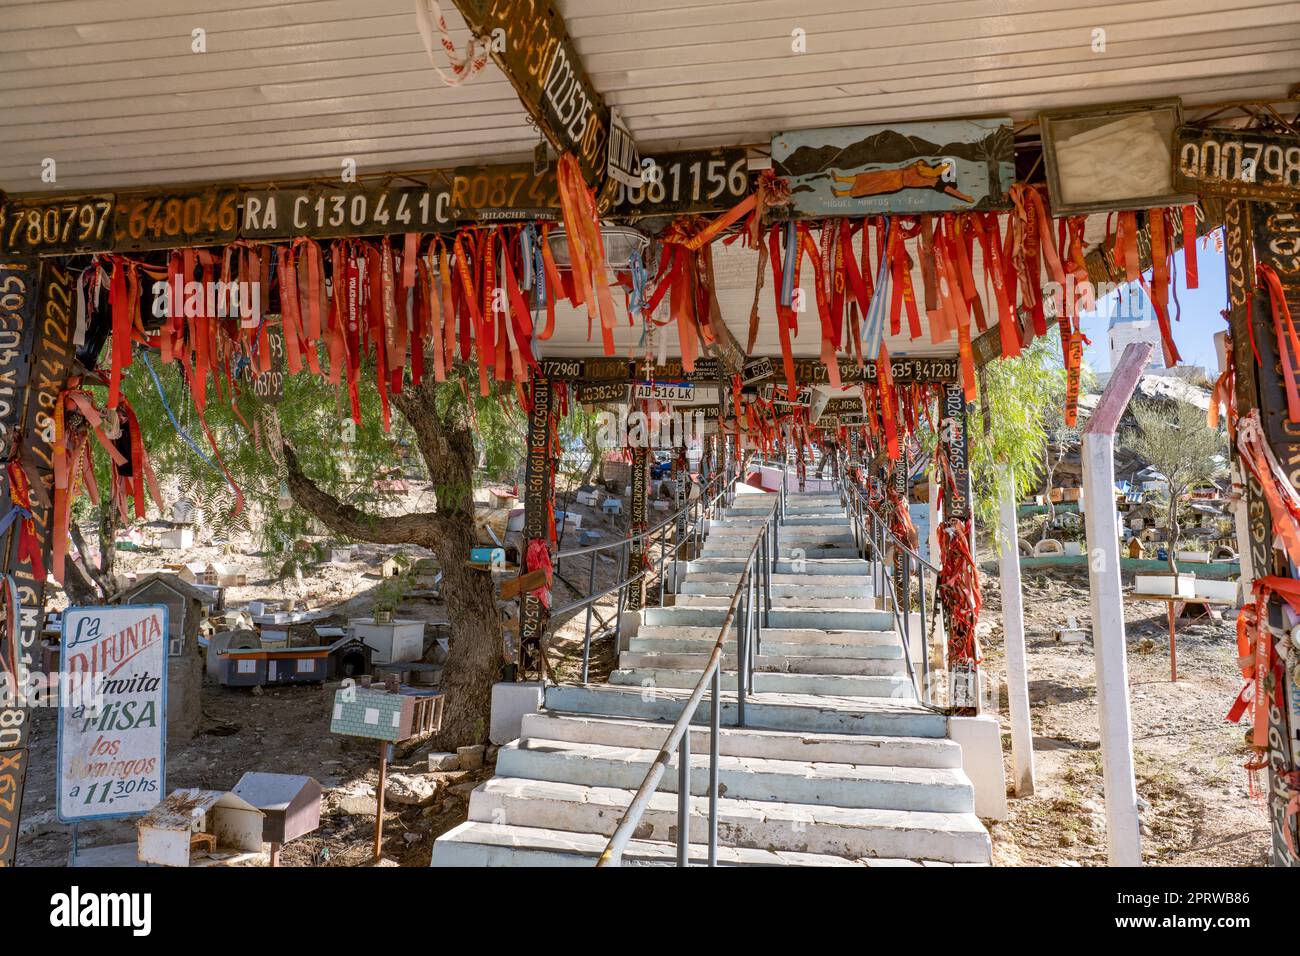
[939,383,976,711]
[1212,164,1300,867]
[520,377,554,678]
[626,447,649,612]
[0,259,77,865]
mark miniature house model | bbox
[231,772,321,848]
[137,788,264,867]
[112,573,214,742]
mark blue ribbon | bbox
[628,250,648,320]
[780,220,797,308]
[0,505,30,540]
[522,224,547,312]
[863,220,893,361]
[139,351,222,475]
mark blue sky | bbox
[1078,230,1227,376]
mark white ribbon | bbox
[414,0,490,87]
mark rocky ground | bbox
[17,480,633,867]
[15,486,1268,867]
[977,563,1270,867]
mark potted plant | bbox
[371,576,409,625]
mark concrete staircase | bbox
[433,490,991,867]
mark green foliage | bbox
[81,347,527,566]
[555,403,601,490]
[1122,399,1226,497]
[371,573,411,614]
[967,333,1079,532]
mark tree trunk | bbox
[1042,448,1055,542]
[1166,491,1180,576]
[579,421,601,488]
[281,377,503,750]
[98,505,119,588]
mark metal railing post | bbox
[614,541,628,659]
[901,550,912,668]
[763,526,772,625]
[677,728,690,867]
[750,557,761,668]
[736,572,748,728]
[708,666,720,867]
[919,566,930,704]
[581,548,597,683]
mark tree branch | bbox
[390,378,477,521]
[281,442,438,547]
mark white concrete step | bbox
[630,636,901,661]
[679,580,872,599]
[543,684,947,737]
[780,513,851,525]
[709,522,847,537]
[700,545,859,560]
[671,594,880,610]
[519,712,962,768]
[432,820,962,866]
[701,537,853,550]
[644,605,894,631]
[609,667,914,699]
[682,573,873,589]
[633,624,899,647]
[688,557,872,575]
[618,651,904,676]
[496,738,972,812]
[723,502,779,514]
[466,778,990,863]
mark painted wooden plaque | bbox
[58,605,169,822]
[772,119,1014,217]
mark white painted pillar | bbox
[998,476,1035,796]
[1082,342,1152,867]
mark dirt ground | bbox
[16,480,1269,866]
[16,480,636,867]
[977,563,1271,867]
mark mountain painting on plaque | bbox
[772,118,1015,216]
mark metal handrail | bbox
[548,472,734,618]
[545,456,747,683]
[597,471,777,867]
[553,468,729,560]
[840,474,938,705]
[843,478,939,575]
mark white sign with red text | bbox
[57,604,168,822]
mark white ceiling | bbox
[2,0,1295,193]
[0,0,535,191]
[565,0,1300,152]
